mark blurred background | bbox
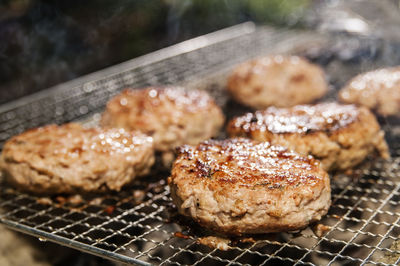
[1,0,400,104]
[0,0,308,104]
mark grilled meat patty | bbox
[0,123,154,194]
[227,55,328,109]
[339,67,400,116]
[168,138,331,235]
[227,103,389,171]
[101,87,225,165]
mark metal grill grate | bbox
[1,23,400,265]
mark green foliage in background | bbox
[247,0,311,25]
[165,0,311,38]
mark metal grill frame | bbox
[1,22,400,265]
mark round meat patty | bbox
[0,123,155,194]
[227,55,328,109]
[228,103,389,171]
[339,67,400,116]
[168,138,331,235]
[101,87,225,165]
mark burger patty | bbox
[0,123,155,194]
[227,55,328,109]
[339,67,400,116]
[168,138,331,235]
[227,103,389,171]
[101,87,225,165]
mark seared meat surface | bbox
[101,87,225,165]
[339,67,400,116]
[168,138,331,235]
[227,103,389,171]
[227,55,328,109]
[0,123,154,194]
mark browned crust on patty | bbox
[339,67,400,116]
[168,138,331,235]
[227,55,328,109]
[101,87,225,164]
[0,123,155,194]
[227,103,389,171]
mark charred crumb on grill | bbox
[197,236,231,250]
[133,190,146,202]
[228,102,389,171]
[313,223,331,237]
[174,232,191,239]
[36,197,52,205]
[168,138,331,235]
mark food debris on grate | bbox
[0,23,400,265]
[197,236,231,251]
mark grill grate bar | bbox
[258,239,297,265]
[295,232,400,254]
[0,194,26,210]
[267,238,372,264]
[260,256,302,266]
[294,176,370,265]
[331,203,397,217]
[112,192,170,253]
[72,193,169,245]
[159,241,198,266]
[0,219,149,266]
[192,248,233,266]
[162,240,225,266]
[259,244,313,266]
[395,249,400,265]
[328,182,400,265]
[131,234,179,263]
[129,223,168,260]
[225,242,259,266]
[0,197,56,226]
[361,215,400,265]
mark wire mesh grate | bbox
[1,23,400,265]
